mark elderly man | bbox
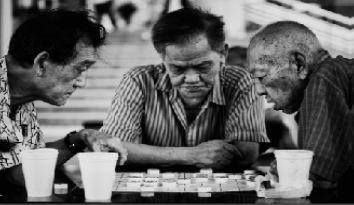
[248,21,354,189]
[100,8,269,170]
[0,9,127,188]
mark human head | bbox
[151,8,228,107]
[225,46,247,68]
[247,21,323,114]
[7,9,106,106]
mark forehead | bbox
[164,36,220,65]
[248,45,280,75]
[71,42,96,63]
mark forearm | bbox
[46,138,78,166]
[122,141,192,166]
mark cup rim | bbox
[77,152,118,161]
[20,148,58,159]
[274,149,313,159]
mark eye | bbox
[170,66,184,75]
[197,66,211,73]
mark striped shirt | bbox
[298,54,354,182]
[0,57,45,170]
[100,63,269,147]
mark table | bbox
[1,164,352,203]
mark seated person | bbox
[0,9,127,189]
[100,8,269,170]
[248,20,352,189]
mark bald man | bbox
[248,21,354,190]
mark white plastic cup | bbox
[20,148,59,197]
[274,150,314,187]
[77,153,118,201]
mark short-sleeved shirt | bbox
[0,57,45,171]
[100,63,269,146]
[298,55,354,181]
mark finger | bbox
[221,150,234,160]
[222,143,243,158]
[117,149,128,166]
[269,160,278,176]
[223,138,237,144]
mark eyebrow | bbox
[169,61,213,68]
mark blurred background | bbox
[0,0,353,155]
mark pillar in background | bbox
[0,0,13,57]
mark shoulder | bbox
[124,63,164,80]
[221,65,253,92]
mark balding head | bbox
[248,21,322,67]
[247,21,324,114]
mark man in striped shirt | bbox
[248,21,354,190]
[100,8,269,170]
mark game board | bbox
[111,169,258,193]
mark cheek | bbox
[265,77,293,93]
[169,75,185,86]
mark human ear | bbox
[33,51,49,77]
[292,52,308,80]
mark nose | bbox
[254,78,266,96]
[184,73,200,84]
[74,71,88,88]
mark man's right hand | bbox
[269,160,278,176]
[188,139,242,169]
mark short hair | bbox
[248,21,322,65]
[8,9,106,68]
[151,7,225,55]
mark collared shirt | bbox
[100,63,269,147]
[298,52,354,181]
[0,57,45,171]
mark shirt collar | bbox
[155,63,226,106]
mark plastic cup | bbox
[20,148,59,197]
[274,150,314,187]
[77,152,118,201]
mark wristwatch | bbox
[64,131,86,153]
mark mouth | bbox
[183,86,202,92]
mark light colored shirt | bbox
[100,63,269,147]
[0,57,45,170]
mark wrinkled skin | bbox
[248,44,308,114]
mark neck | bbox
[5,55,37,108]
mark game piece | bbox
[198,186,212,192]
[143,182,158,187]
[228,174,242,180]
[147,169,160,175]
[214,176,228,184]
[141,184,155,192]
[213,173,228,178]
[162,173,175,178]
[246,180,255,187]
[128,177,143,182]
[177,178,191,185]
[127,181,142,188]
[129,173,144,177]
[144,178,159,182]
[161,178,177,187]
[198,192,212,197]
[200,168,213,174]
[244,170,256,175]
[145,174,159,178]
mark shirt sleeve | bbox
[100,74,144,143]
[225,75,269,143]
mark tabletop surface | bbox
[1,164,351,203]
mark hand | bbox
[78,129,128,166]
[269,160,278,176]
[188,139,242,169]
